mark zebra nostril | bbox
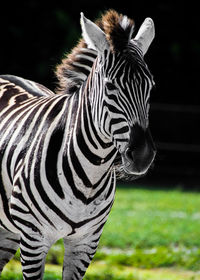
[125,147,134,162]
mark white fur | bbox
[80,13,109,52]
[132,17,155,55]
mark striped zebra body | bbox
[0,75,116,279]
[0,10,156,280]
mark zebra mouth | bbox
[114,151,147,181]
[122,155,148,176]
[115,124,156,179]
[119,146,152,178]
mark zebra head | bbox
[81,10,156,178]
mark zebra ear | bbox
[80,13,109,52]
[132,17,155,55]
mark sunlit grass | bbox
[2,260,62,280]
[2,259,200,280]
[86,261,200,280]
[99,186,200,249]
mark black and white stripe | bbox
[0,75,116,279]
[0,10,155,280]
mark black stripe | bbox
[24,272,42,280]
[20,230,39,242]
[76,126,102,165]
[62,154,88,204]
[0,220,11,231]
[11,188,43,226]
[113,125,129,135]
[0,75,53,97]
[23,265,42,274]
[10,204,29,214]
[87,175,111,204]
[20,248,42,258]
[74,64,90,76]
[83,99,98,149]
[75,200,113,229]
[82,50,97,59]
[0,247,16,254]
[76,266,85,277]
[45,127,65,199]
[70,141,93,188]
[5,98,52,183]
[11,215,41,234]
[104,148,117,163]
[103,100,123,114]
[93,220,107,235]
[33,155,78,230]
[0,173,16,228]
[20,238,41,250]
[87,98,113,149]
[80,259,89,268]
[73,272,80,280]
[7,237,20,244]
[105,180,115,200]
[21,171,55,228]
[109,117,125,133]
[21,257,42,266]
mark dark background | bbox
[0,1,200,188]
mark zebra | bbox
[0,9,156,280]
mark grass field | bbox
[2,185,200,279]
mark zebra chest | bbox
[10,166,115,239]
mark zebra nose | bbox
[125,145,156,174]
[123,126,156,175]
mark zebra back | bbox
[0,75,54,97]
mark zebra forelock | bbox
[97,9,135,53]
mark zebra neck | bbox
[60,89,117,188]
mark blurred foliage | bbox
[95,246,200,271]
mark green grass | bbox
[95,186,200,271]
[99,186,200,249]
[2,261,62,280]
[2,185,200,279]
[2,259,200,280]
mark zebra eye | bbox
[105,81,117,91]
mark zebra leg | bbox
[62,232,101,280]
[0,228,20,273]
[9,181,53,279]
[20,232,51,280]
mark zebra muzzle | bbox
[121,125,156,176]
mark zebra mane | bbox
[55,10,135,94]
[55,40,97,94]
[97,9,135,52]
